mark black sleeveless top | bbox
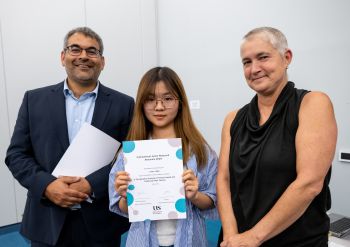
[229,82,331,246]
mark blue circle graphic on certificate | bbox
[176,148,183,160]
[123,141,135,153]
[128,184,135,190]
[126,192,134,206]
[175,198,186,213]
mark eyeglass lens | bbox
[144,96,177,109]
[66,45,101,58]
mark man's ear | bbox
[101,56,105,70]
[61,51,66,67]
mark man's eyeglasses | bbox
[144,96,179,109]
[64,45,102,58]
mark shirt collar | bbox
[63,79,99,99]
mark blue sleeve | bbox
[196,148,219,220]
[108,152,129,218]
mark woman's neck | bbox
[151,126,176,139]
[257,80,288,125]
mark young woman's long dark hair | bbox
[127,67,208,168]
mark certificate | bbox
[123,138,186,222]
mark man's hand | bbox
[44,176,89,207]
[69,177,92,195]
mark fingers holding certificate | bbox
[182,169,199,200]
[115,171,131,199]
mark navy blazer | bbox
[5,81,134,245]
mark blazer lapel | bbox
[91,84,111,129]
[49,82,70,150]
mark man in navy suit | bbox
[5,27,133,247]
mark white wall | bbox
[1,0,350,227]
[0,18,18,226]
[0,0,157,226]
[157,0,350,215]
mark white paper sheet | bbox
[52,123,120,177]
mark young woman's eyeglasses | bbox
[64,45,102,58]
[144,96,179,109]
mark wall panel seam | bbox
[0,18,19,223]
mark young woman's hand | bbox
[182,169,199,200]
[115,171,131,198]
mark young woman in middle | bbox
[108,67,218,247]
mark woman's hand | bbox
[220,231,261,247]
[182,169,199,200]
[115,171,131,198]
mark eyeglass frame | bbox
[64,45,102,58]
[143,95,180,110]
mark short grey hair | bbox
[242,27,288,55]
[63,27,104,55]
